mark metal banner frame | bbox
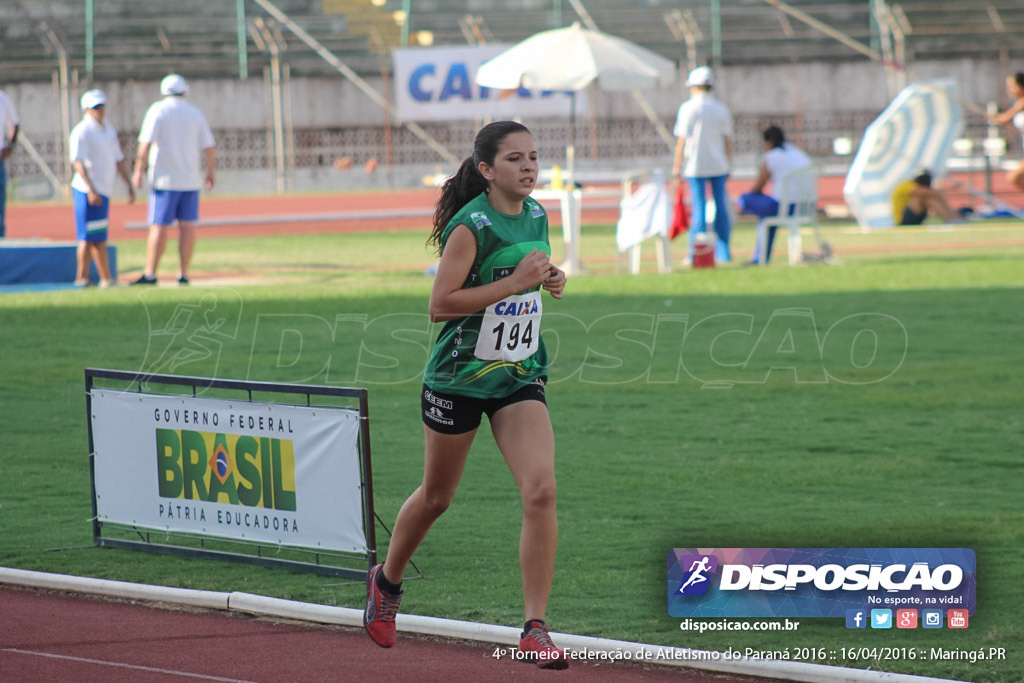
[84,368,377,579]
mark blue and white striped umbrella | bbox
[843,80,964,230]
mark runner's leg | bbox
[490,399,558,622]
[381,426,476,584]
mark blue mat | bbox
[0,282,85,293]
[0,240,118,288]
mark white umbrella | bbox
[843,80,964,230]
[475,22,676,181]
[475,22,675,92]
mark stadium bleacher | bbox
[0,1,1018,197]
[3,1,1023,82]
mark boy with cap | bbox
[69,89,135,287]
[131,74,216,286]
[672,66,734,263]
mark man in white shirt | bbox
[0,89,20,238]
[672,66,733,263]
[69,89,135,286]
[131,74,216,285]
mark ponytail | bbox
[429,156,488,251]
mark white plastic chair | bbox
[757,166,820,266]
[616,169,672,274]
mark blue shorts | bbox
[737,193,798,219]
[73,189,109,242]
[737,192,780,219]
[900,206,927,225]
[148,189,200,226]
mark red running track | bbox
[4,190,450,243]
[4,188,620,243]
[5,172,1015,245]
[0,587,769,683]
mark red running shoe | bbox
[363,563,402,648]
[519,623,569,669]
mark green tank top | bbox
[423,192,551,399]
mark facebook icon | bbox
[846,609,867,629]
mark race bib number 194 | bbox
[474,292,542,362]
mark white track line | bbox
[2,648,256,683]
[121,198,621,230]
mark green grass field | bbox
[2,217,1022,681]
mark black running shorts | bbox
[421,381,547,435]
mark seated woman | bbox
[891,171,961,225]
[736,126,811,264]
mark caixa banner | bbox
[667,548,975,618]
[392,45,580,123]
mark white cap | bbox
[160,74,189,95]
[686,66,714,87]
[80,89,107,110]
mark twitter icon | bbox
[871,609,893,629]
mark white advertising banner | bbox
[90,390,366,554]
[392,45,582,123]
